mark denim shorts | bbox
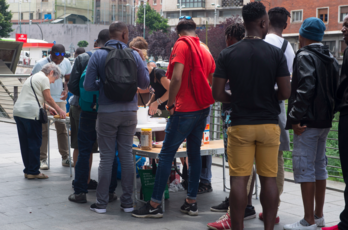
[292,127,329,183]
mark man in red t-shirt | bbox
[132,18,215,218]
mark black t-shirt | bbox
[214,39,290,126]
[150,68,167,110]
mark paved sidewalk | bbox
[0,122,344,230]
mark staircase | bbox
[0,77,25,118]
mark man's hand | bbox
[169,107,175,116]
[60,90,68,100]
[292,123,307,136]
[132,47,145,61]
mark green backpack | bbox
[79,64,99,112]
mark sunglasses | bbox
[179,16,192,21]
[54,52,65,57]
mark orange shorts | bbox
[227,124,280,177]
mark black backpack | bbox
[101,44,138,102]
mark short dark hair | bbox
[268,7,290,29]
[176,20,196,34]
[98,29,110,45]
[75,47,85,56]
[51,44,65,54]
[225,23,245,41]
[242,2,267,23]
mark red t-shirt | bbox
[168,38,216,112]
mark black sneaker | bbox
[68,193,87,203]
[90,203,106,214]
[109,193,117,203]
[132,201,163,218]
[244,205,256,220]
[210,197,229,212]
[180,200,198,216]
[88,179,98,190]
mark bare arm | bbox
[212,77,230,104]
[158,77,170,103]
[208,73,214,86]
[167,62,184,106]
[43,89,66,118]
[60,74,70,100]
[276,76,291,100]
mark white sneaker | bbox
[62,158,74,167]
[315,216,325,227]
[40,160,48,170]
[283,220,317,230]
[120,204,134,213]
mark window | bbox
[20,13,23,20]
[161,0,162,4]
[177,0,205,8]
[192,11,205,17]
[340,40,347,58]
[42,0,48,2]
[322,41,336,57]
[206,11,215,18]
[318,8,328,23]
[38,13,42,19]
[291,10,303,23]
[153,0,157,5]
[339,6,348,22]
[30,13,33,20]
[167,12,179,19]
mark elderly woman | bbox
[13,63,66,179]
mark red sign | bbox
[16,33,27,43]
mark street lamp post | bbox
[18,0,22,33]
[177,1,185,17]
[211,2,220,27]
[141,0,146,38]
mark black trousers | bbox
[338,114,348,230]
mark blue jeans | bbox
[151,107,210,203]
[14,116,42,175]
[74,111,118,194]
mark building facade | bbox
[163,0,250,28]
[6,0,133,25]
[256,0,347,64]
[135,0,163,14]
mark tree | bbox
[77,40,89,47]
[128,24,150,43]
[197,16,242,60]
[136,3,168,33]
[0,0,13,38]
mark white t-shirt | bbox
[13,71,50,120]
[264,34,295,74]
[31,56,72,102]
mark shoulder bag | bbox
[30,76,48,124]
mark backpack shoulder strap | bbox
[86,51,93,57]
[100,46,115,52]
[281,39,289,53]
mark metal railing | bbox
[209,102,343,182]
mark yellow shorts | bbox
[227,124,280,177]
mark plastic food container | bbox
[141,128,152,150]
[137,107,149,124]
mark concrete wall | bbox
[10,24,109,53]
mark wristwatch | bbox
[166,104,175,111]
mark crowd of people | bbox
[11,1,348,230]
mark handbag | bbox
[30,75,48,124]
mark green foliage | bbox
[0,0,13,38]
[77,40,89,47]
[136,3,168,33]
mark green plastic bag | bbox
[138,169,169,201]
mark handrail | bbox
[0,74,30,78]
